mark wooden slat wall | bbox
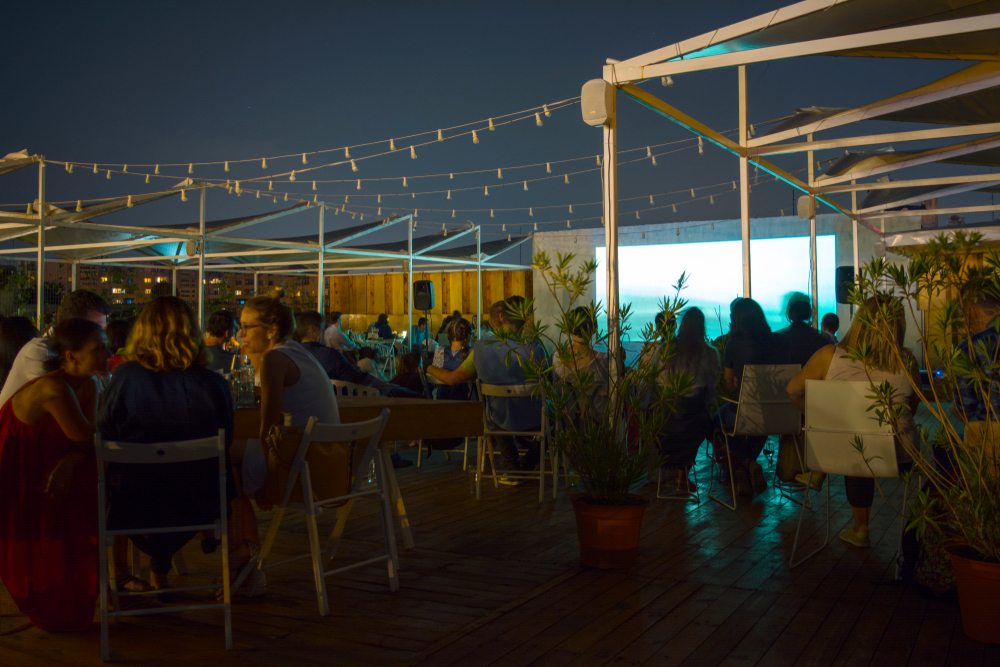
[327,269,530,332]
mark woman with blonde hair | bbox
[785,295,920,548]
[98,297,235,592]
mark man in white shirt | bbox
[323,311,357,352]
[0,290,110,406]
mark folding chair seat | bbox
[331,379,380,398]
[790,380,912,570]
[254,409,397,616]
[96,429,231,661]
[475,380,556,502]
[711,364,802,509]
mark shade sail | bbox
[0,150,39,177]
[885,219,1000,253]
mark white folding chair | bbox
[475,380,555,502]
[415,367,471,470]
[789,380,911,569]
[255,409,397,616]
[331,379,380,398]
[711,364,802,510]
[96,429,231,662]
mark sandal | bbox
[113,574,153,593]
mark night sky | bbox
[2,1,989,266]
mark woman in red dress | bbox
[0,318,111,631]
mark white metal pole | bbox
[172,266,177,296]
[318,205,325,316]
[198,186,206,328]
[37,160,46,323]
[603,91,619,362]
[408,217,414,353]
[476,227,482,340]
[253,271,258,296]
[71,262,77,291]
[739,65,751,299]
[852,180,859,277]
[808,133,818,328]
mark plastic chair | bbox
[255,409,397,616]
[711,364,802,510]
[789,380,911,568]
[415,366,470,469]
[475,380,555,502]
[331,379,380,398]
[96,429,231,661]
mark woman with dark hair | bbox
[105,318,132,374]
[0,316,40,388]
[553,306,610,420]
[371,313,394,339]
[98,297,235,593]
[646,308,719,492]
[716,298,790,496]
[425,318,474,453]
[0,319,110,630]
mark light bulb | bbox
[437,129,443,141]
[502,224,506,231]
[646,147,651,158]
[378,207,381,215]
[269,181,273,190]
[76,200,82,212]
[188,163,193,174]
[698,137,704,155]
[236,181,241,193]
[546,163,551,174]
[749,124,756,136]
[93,164,98,173]
[224,161,229,172]
[256,190,260,199]
[303,153,308,164]
[412,192,415,198]
[472,130,479,144]
[672,204,676,212]
[181,190,188,202]
[710,195,715,204]
[535,113,543,126]
[449,173,453,179]
[564,174,569,184]
[351,160,358,172]
[567,220,570,228]
[284,193,288,201]
[485,186,489,196]
[508,234,511,242]
[534,222,537,231]
[543,104,551,117]
[651,155,657,166]
[447,190,451,200]
[377,194,381,203]
[345,195,349,203]
[313,194,317,202]
[262,158,267,169]
[596,155,601,166]
[290,170,296,182]
[661,76,673,86]
[26,203,32,215]
[410,145,417,159]
[649,195,653,205]
[357,180,361,190]
[490,209,494,217]
[106,170,111,179]
[523,181,528,191]
[636,211,639,219]
[497,169,502,180]
[312,181,317,191]
[452,210,455,218]
[569,204,573,213]
[390,138,396,151]
[690,189,695,198]
[274,196,277,203]
[123,165,128,173]
[403,177,407,187]
[489,118,495,131]
[145,174,150,184]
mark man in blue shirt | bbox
[954,292,1000,423]
[411,317,430,348]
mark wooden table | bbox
[235,396,483,549]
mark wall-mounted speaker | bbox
[413,280,434,311]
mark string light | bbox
[378,207,381,215]
[76,200,82,212]
[269,181,273,190]
[498,169,503,179]
[378,194,381,203]
[181,190,188,202]
[698,137,704,155]
[564,174,569,184]
[449,173,453,179]
[256,190,260,199]
[672,204,677,212]
[543,105,551,117]
[529,208,533,216]
[357,179,361,190]
[508,234,511,241]
[546,163,551,173]
[472,130,479,144]
[709,195,715,204]
[351,159,358,172]
[313,194,317,202]
[262,158,267,169]
[490,209,494,217]
[502,223,506,231]
[649,195,654,205]
[274,196,278,203]
[535,113,543,126]
[447,190,451,200]
[651,155,657,166]
[154,165,159,174]
[313,181,317,191]
[26,203,32,215]
[534,222,537,230]
[412,192,415,198]
[438,129,444,141]
[284,193,288,201]
[646,147,651,158]
[390,138,396,151]
[485,186,489,196]
[106,170,111,179]
[236,181,242,193]
[567,220,571,228]
[636,211,639,219]
[403,177,408,187]
[410,145,417,159]
[345,195,349,203]
[690,189,695,198]
[188,163,193,174]
[93,164,98,174]
[145,174,150,184]
[733,181,737,190]
[662,76,674,86]
[224,161,229,172]
[123,165,128,173]
[749,124,756,136]
[596,155,601,166]
[290,170,296,182]
[523,181,528,191]
[303,153,309,164]
[569,204,573,213]
[489,118,495,131]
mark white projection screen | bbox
[595,235,836,342]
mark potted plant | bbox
[849,231,1000,643]
[493,250,691,569]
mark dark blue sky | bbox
[2,0,987,263]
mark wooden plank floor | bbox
[0,446,991,666]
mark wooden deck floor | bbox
[1,449,995,667]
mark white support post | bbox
[808,134,818,328]
[851,180,859,278]
[318,205,325,316]
[407,217,414,353]
[171,266,177,296]
[37,160,46,323]
[603,89,619,362]
[476,227,482,340]
[253,272,258,296]
[71,262,77,291]
[198,186,206,328]
[739,66,751,299]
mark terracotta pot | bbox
[571,493,649,569]
[950,549,1000,644]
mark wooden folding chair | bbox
[96,429,231,662]
[790,380,912,570]
[255,409,396,616]
[711,364,802,510]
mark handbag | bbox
[775,433,805,482]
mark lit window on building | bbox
[145,289,151,295]
[101,277,109,282]
[144,278,151,283]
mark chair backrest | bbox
[417,366,437,399]
[476,379,545,434]
[732,364,802,436]
[95,429,226,483]
[804,379,898,478]
[298,409,390,494]
[331,379,379,398]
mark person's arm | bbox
[786,345,836,413]
[259,349,298,444]
[426,351,475,386]
[42,376,99,445]
[723,367,738,393]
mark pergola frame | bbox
[597,0,1000,356]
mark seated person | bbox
[99,298,236,594]
[390,352,424,395]
[716,297,791,497]
[0,316,40,388]
[786,296,920,548]
[370,314,394,340]
[323,311,357,352]
[428,301,507,385]
[644,307,718,493]
[953,290,1000,426]
[778,293,828,368]
[411,317,431,349]
[106,318,131,374]
[821,312,840,344]
[204,309,240,374]
[357,346,385,381]
[552,306,610,419]
[0,319,108,631]
[427,298,546,479]
[294,310,417,397]
[425,318,474,453]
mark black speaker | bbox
[836,266,854,304]
[413,280,435,311]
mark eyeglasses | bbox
[237,324,266,333]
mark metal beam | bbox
[815,173,1000,194]
[749,122,1000,156]
[206,201,310,236]
[37,160,45,322]
[856,180,1000,214]
[414,224,475,256]
[860,203,1000,220]
[482,234,534,262]
[327,214,408,247]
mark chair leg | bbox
[475,437,483,501]
[486,437,499,489]
[305,510,328,616]
[324,499,355,562]
[790,480,831,568]
[417,440,423,468]
[376,449,400,593]
[708,433,738,511]
[462,437,469,472]
[256,506,287,571]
